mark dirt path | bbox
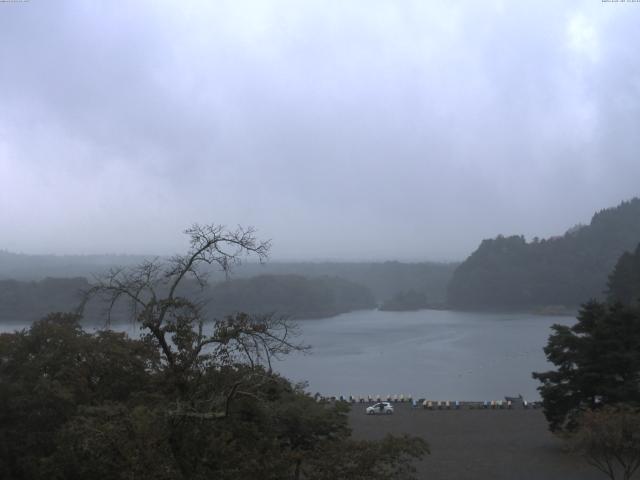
[349,404,605,480]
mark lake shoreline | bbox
[276,309,574,400]
[370,305,579,317]
[2,310,575,401]
[0,305,579,328]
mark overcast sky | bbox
[1,1,639,261]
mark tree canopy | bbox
[607,242,640,307]
[0,224,428,479]
[532,300,640,432]
[448,198,640,310]
[569,406,640,480]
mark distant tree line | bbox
[0,250,458,305]
[0,277,89,323]
[229,261,457,304]
[0,274,375,325]
[208,274,375,319]
[448,198,640,310]
[379,290,431,311]
[0,250,147,280]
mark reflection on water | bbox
[1,309,575,401]
[273,309,575,400]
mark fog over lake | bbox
[274,309,574,401]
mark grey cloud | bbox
[0,0,639,260]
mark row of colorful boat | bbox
[314,394,543,409]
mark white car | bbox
[366,402,394,415]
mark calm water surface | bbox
[1,309,575,401]
[274,309,575,401]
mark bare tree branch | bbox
[80,223,304,417]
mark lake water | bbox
[273,309,575,401]
[1,309,575,401]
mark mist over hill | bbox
[0,251,149,281]
[0,257,456,324]
[219,261,457,304]
[0,252,457,303]
[207,274,375,319]
[0,277,90,324]
[447,198,640,310]
[607,242,640,307]
[3,197,638,318]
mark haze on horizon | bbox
[1,1,639,262]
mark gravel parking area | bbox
[349,404,604,480]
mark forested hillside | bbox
[0,277,90,323]
[607,242,640,306]
[208,274,375,319]
[226,261,457,304]
[0,251,147,280]
[0,250,457,305]
[447,198,640,310]
[0,274,375,324]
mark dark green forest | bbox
[0,277,89,324]
[0,225,428,480]
[533,242,640,433]
[0,274,374,324]
[448,198,640,310]
[607,242,640,306]
[208,274,375,319]
[0,313,427,480]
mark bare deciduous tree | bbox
[569,406,640,480]
[80,223,306,416]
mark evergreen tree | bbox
[607,243,640,306]
[533,301,640,432]
[449,198,640,310]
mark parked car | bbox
[366,402,394,415]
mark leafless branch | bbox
[78,224,304,417]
